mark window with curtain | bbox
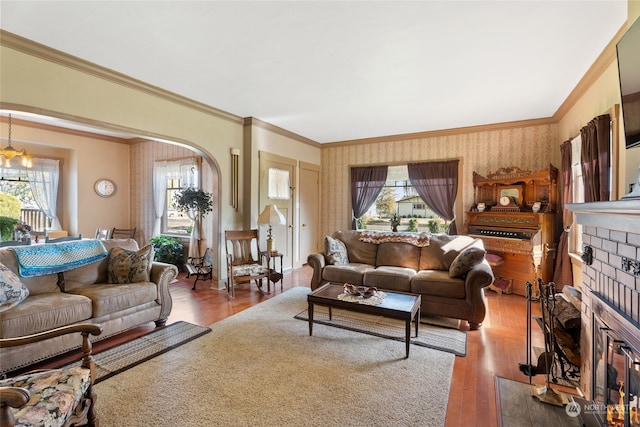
[358,163,455,233]
[0,158,59,232]
[153,157,199,236]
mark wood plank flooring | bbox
[28,265,576,426]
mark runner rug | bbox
[94,286,454,426]
[294,306,467,356]
[62,321,211,383]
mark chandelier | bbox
[1,114,32,168]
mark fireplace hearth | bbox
[567,200,640,427]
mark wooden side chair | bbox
[0,323,103,427]
[110,227,136,239]
[95,228,110,240]
[225,229,271,298]
[185,248,213,290]
[45,234,83,243]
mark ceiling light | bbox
[1,114,32,168]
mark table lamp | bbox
[258,204,286,254]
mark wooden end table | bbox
[307,283,421,358]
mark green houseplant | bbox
[0,216,19,241]
[150,236,185,269]
[172,187,213,217]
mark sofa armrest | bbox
[150,262,179,325]
[463,260,494,329]
[307,253,326,290]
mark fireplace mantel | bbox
[566,199,640,233]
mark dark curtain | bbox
[407,160,459,234]
[350,165,388,230]
[553,139,574,289]
[580,114,611,202]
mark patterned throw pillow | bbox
[449,246,486,278]
[107,245,154,284]
[324,236,349,265]
[0,262,29,312]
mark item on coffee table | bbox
[343,283,378,299]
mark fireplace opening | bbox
[590,314,640,427]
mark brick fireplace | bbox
[568,200,640,426]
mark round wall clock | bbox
[94,178,116,197]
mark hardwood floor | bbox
[30,266,572,425]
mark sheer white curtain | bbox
[25,158,61,230]
[153,158,200,256]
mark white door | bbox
[259,152,295,271]
[299,162,320,265]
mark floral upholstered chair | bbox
[0,323,103,427]
[225,229,271,298]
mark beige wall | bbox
[319,122,558,237]
[0,118,130,237]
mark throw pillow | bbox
[107,245,154,284]
[0,262,29,312]
[449,246,486,278]
[323,236,349,265]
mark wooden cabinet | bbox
[465,165,560,296]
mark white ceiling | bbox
[0,1,629,143]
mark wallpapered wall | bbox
[130,140,218,276]
[320,123,560,237]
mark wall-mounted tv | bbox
[617,17,640,149]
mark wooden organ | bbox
[465,165,560,296]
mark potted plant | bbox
[0,216,19,241]
[172,187,213,217]
[150,236,185,269]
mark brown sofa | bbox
[0,238,178,374]
[307,230,494,329]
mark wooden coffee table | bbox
[307,283,421,358]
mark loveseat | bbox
[307,230,494,329]
[0,238,178,374]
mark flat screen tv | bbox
[617,17,640,149]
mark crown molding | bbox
[324,117,556,147]
[0,30,243,125]
[244,117,320,148]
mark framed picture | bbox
[268,168,290,200]
[499,185,523,205]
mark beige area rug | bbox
[95,286,454,427]
[294,307,467,356]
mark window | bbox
[362,165,449,233]
[569,135,584,253]
[154,157,199,236]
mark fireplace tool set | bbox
[519,278,570,406]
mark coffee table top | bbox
[308,283,420,315]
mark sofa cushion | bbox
[67,282,159,318]
[324,236,349,265]
[63,239,141,289]
[332,231,378,265]
[107,245,154,284]
[0,248,60,295]
[363,266,415,292]
[411,270,466,299]
[419,234,478,270]
[375,242,421,270]
[0,293,92,338]
[449,245,486,278]
[322,263,375,286]
[0,262,29,312]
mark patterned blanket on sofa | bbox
[358,231,431,247]
[11,240,108,277]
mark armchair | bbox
[225,230,271,298]
[0,323,103,427]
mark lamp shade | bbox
[258,205,286,226]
